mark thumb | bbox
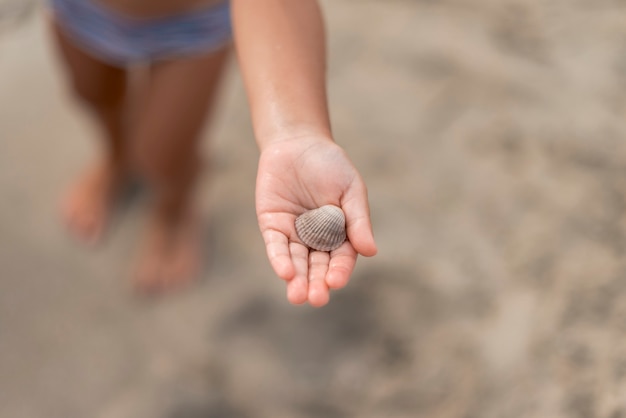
[341,179,377,257]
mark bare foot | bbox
[61,158,126,245]
[133,208,202,293]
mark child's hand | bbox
[256,136,377,307]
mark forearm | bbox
[231,0,332,149]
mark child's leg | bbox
[130,48,230,291]
[50,20,129,243]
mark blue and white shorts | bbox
[49,0,232,67]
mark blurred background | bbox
[3,0,626,416]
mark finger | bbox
[326,241,358,290]
[307,251,330,307]
[341,178,378,257]
[262,228,295,280]
[286,242,309,305]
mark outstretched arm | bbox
[231,0,377,307]
[231,0,330,143]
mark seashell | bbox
[295,205,347,252]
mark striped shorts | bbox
[49,0,232,67]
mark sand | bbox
[2,0,626,417]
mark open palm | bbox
[256,137,377,307]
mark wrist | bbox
[255,124,334,151]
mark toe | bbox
[133,248,166,294]
[163,249,199,290]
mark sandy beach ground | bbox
[3,0,626,417]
